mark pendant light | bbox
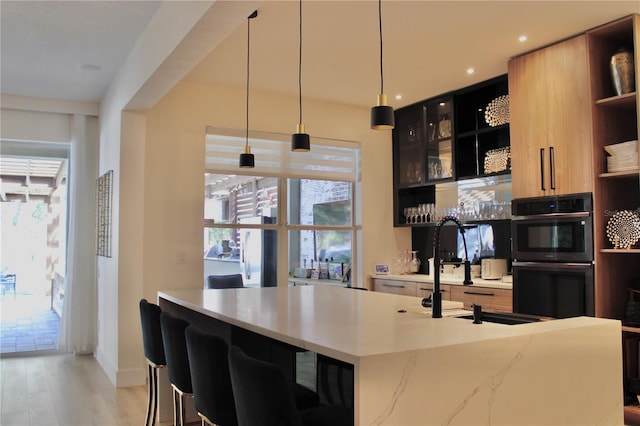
[239,11,258,168]
[291,0,310,152]
[370,0,394,130]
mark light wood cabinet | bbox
[373,279,417,296]
[372,277,510,311]
[416,283,450,301]
[450,286,512,312]
[372,278,451,300]
[508,35,594,198]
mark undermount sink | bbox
[455,311,544,325]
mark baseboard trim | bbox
[94,346,117,386]
[94,346,146,387]
[117,366,146,387]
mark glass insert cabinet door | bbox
[394,103,425,187]
[425,97,453,182]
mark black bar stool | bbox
[139,299,166,426]
[160,312,193,426]
[228,346,353,426]
[185,326,238,426]
[206,274,244,289]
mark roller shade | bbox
[205,127,360,182]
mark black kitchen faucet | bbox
[425,216,473,318]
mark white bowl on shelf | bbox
[607,152,638,161]
[607,164,639,173]
[608,153,638,165]
[608,157,638,167]
[604,140,638,156]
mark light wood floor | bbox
[1,353,159,426]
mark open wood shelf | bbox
[625,404,640,425]
[595,92,637,108]
[599,169,640,178]
[589,16,640,421]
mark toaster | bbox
[481,259,508,280]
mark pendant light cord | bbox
[245,15,251,148]
[298,0,303,125]
[378,0,384,95]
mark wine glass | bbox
[418,204,426,223]
[410,207,418,224]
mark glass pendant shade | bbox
[239,146,255,168]
[291,123,310,152]
[371,93,395,130]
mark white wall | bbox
[117,111,147,385]
[1,108,71,143]
[107,80,410,386]
[94,0,270,387]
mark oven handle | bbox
[539,148,545,191]
[513,261,593,270]
[511,211,591,220]
[549,146,556,190]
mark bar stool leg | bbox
[172,387,179,426]
[145,364,154,426]
[151,366,159,426]
[178,392,185,426]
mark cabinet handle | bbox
[539,148,545,191]
[549,146,556,190]
[463,291,495,297]
[419,287,446,292]
[383,283,405,289]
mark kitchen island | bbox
[159,285,622,425]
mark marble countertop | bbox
[159,286,609,364]
[371,273,513,289]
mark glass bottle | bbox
[409,251,421,274]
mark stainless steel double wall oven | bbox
[511,192,595,318]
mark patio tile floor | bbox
[0,294,60,355]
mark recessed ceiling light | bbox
[518,35,528,42]
[395,94,402,100]
[80,63,102,71]
[466,68,475,75]
[439,102,446,106]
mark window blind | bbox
[205,127,360,182]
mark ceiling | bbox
[0,0,162,103]
[185,0,639,109]
[1,1,160,201]
[4,1,636,202]
[1,1,638,109]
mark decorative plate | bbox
[485,95,510,127]
[438,118,451,138]
[484,146,511,174]
[606,210,640,249]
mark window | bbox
[204,128,359,288]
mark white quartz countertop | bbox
[159,286,610,364]
[371,273,513,289]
